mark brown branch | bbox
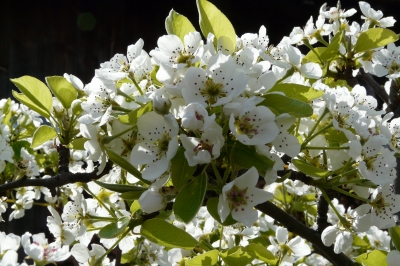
[358,68,389,105]
[255,201,355,266]
[0,162,113,193]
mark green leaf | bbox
[46,76,78,109]
[118,102,152,125]
[260,94,313,118]
[171,147,196,190]
[141,218,198,250]
[227,141,274,172]
[185,250,219,266]
[389,226,400,251]
[174,172,207,223]
[354,250,388,266]
[130,200,141,214]
[12,91,51,118]
[353,235,369,248]
[292,159,330,179]
[206,197,236,226]
[68,138,87,150]
[302,47,327,64]
[165,9,196,43]
[220,246,255,266]
[11,140,32,161]
[105,149,148,184]
[245,243,276,265]
[121,190,145,200]
[10,76,52,118]
[197,0,236,53]
[31,125,58,149]
[355,28,399,53]
[98,216,130,239]
[320,31,343,61]
[94,180,147,193]
[268,84,324,102]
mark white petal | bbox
[301,63,322,79]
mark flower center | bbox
[155,133,170,158]
[234,117,258,138]
[201,79,225,105]
[193,139,213,155]
[175,51,195,65]
[226,185,249,212]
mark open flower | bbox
[130,112,179,181]
[218,167,272,227]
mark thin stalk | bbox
[94,229,130,265]
[83,185,117,218]
[301,122,333,150]
[211,161,223,187]
[331,186,370,202]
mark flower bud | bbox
[153,95,171,116]
[138,189,166,213]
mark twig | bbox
[0,162,113,192]
[255,201,355,266]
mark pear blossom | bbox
[47,206,76,245]
[150,32,202,68]
[22,232,70,264]
[218,167,273,227]
[180,127,224,166]
[229,105,279,145]
[182,53,248,107]
[138,174,169,213]
[359,1,396,28]
[130,112,179,181]
[319,3,357,21]
[71,243,115,266]
[0,232,20,266]
[268,227,311,264]
[370,184,400,229]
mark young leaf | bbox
[389,226,400,251]
[170,146,196,190]
[227,140,274,172]
[197,0,236,53]
[354,250,388,266]
[10,76,53,118]
[245,243,277,265]
[93,180,147,193]
[118,102,152,125]
[268,84,324,102]
[46,76,78,109]
[173,172,207,223]
[165,9,196,43]
[220,246,255,266]
[12,91,51,118]
[185,250,219,266]
[292,159,330,179]
[320,31,343,61]
[67,138,87,150]
[98,216,130,239]
[302,47,327,64]
[355,28,399,53]
[260,94,313,118]
[141,218,198,250]
[31,125,58,148]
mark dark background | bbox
[1,0,400,99]
[1,0,400,242]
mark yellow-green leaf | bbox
[354,250,388,266]
[220,246,255,266]
[245,243,277,265]
[68,138,87,150]
[269,84,324,102]
[12,91,50,118]
[355,28,399,53]
[11,76,52,118]
[46,76,77,109]
[165,9,196,43]
[31,125,58,148]
[389,226,400,251]
[141,218,198,250]
[197,0,236,53]
[185,250,219,266]
[292,159,330,179]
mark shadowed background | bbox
[1,0,399,99]
[0,0,400,256]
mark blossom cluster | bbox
[1,0,400,265]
